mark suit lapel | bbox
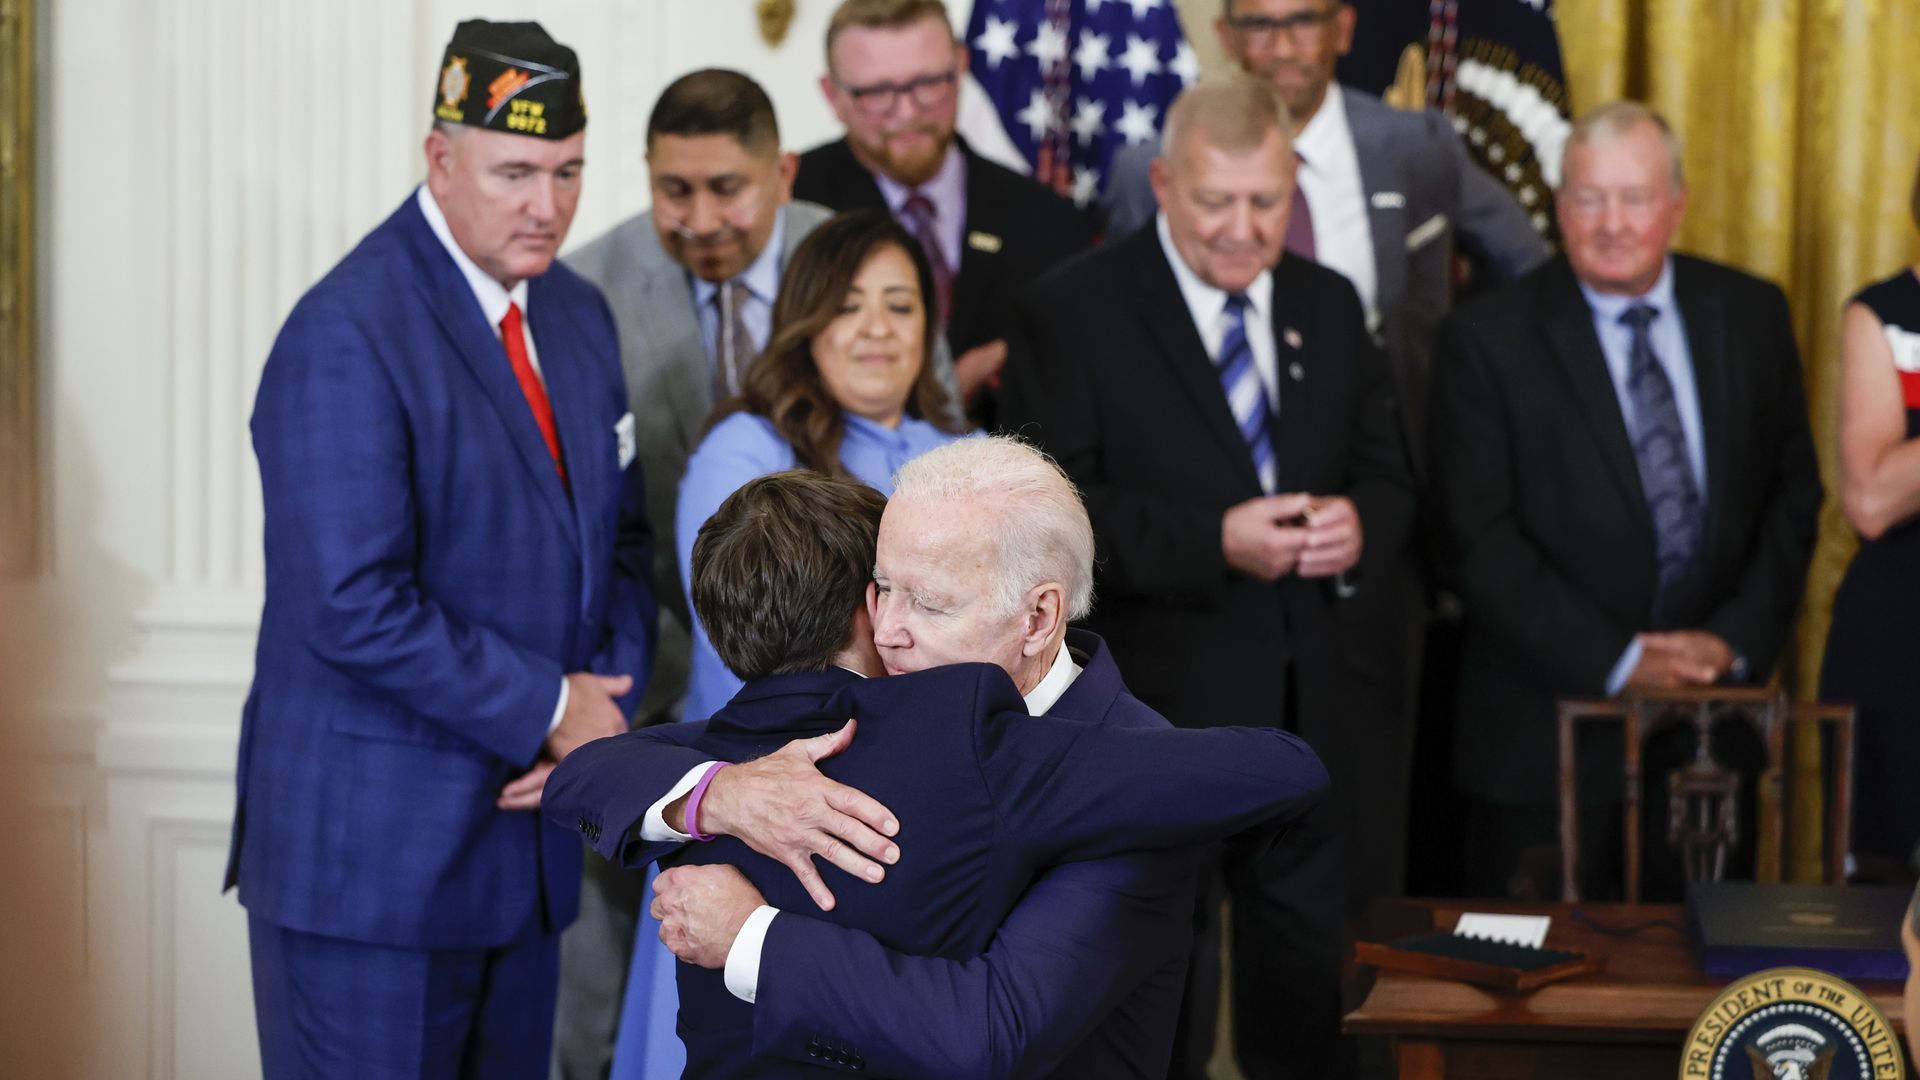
[1673,258,1730,555]
[1267,260,1316,491]
[1343,90,1408,317]
[1128,233,1264,490]
[528,278,596,564]
[1539,264,1653,537]
[634,255,713,453]
[403,207,578,543]
[949,145,1003,345]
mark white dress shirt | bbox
[1157,212,1280,413]
[416,184,568,734]
[641,646,1087,1003]
[1291,88,1380,332]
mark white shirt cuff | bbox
[547,677,569,736]
[1606,637,1645,696]
[640,762,720,842]
[724,905,780,1004]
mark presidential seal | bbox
[1681,967,1904,1079]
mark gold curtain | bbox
[1559,0,1920,878]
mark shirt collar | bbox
[416,185,528,329]
[691,207,789,309]
[1291,84,1349,173]
[1022,641,1084,716]
[874,143,965,217]
[1155,212,1275,330]
[1577,256,1678,324]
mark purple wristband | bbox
[683,762,730,842]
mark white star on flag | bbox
[1070,166,1101,208]
[1070,97,1107,146]
[1116,99,1159,146]
[1026,20,1068,70]
[1170,41,1200,86]
[1118,34,1164,86]
[1073,31,1111,83]
[1125,0,1164,22]
[1014,87,1061,141]
[973,16,1020,70]
[1085,0,1107,12]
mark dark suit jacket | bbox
[228,193,656,949]
[544,637,1327,1078]
[1429,254,1823,806]
[747,633,1234,1078]
[792,137,1093,358]
[1000,227,1415,760]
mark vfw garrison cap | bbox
[433,20,586,139]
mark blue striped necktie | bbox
[1219,293,1277,493]
[1620,303,1703,621]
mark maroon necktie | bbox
[899,193,954,329]
[1285,152,1317,260]
[500,302,567,488]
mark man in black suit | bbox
[799,0,1092,412]
[1429,101,1822,899]
[1000,74,1414,1080]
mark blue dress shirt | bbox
[675,410,965,721]
[1577,259,1709,692]
[691,209,786,372]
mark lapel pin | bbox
[1283,327,1303,350]
[966,230,1003,254]
[1288,361,1305,382]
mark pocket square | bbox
[1405,213,1449,251]
[615,412,637,470]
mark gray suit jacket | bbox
[564,201,831,723]
[1103,86,1548,473]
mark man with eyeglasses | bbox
[796,0,1093,421]
[1107,0,1550,948]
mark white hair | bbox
[1563,99,1686,190]
[890,435,1096,620]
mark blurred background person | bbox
[1824,153,1920,882]
[675,208,970,725]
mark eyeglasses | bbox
[836,70,958,117]
[1225,8,1337,41]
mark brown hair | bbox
[691,470,887,680]
[825,0,952,69]
[711,208,965,475]
[647,68,780,156]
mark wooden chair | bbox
[1555,684,1854,901]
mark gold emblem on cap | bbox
[437,56,470,123]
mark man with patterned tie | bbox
[1429,101,1821,900]
[1001,74,1413,1080]
[226,20,656,1077]
[796,0,1093,417]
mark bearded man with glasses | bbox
[795,0,1093,424]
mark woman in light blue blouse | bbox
[675,209,971,722]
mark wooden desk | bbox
[1344,899,1907,1079]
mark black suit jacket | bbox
[1429,254,1823,806]
[1000,226,1415,762]
[792,137,1093,357]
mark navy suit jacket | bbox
[547,632,1316,1077]
[226,192,657,949]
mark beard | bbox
[854,123,954,187]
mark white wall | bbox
[28,2,861,1075]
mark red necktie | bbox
[500,302,568,487]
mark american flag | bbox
[964,0,1197,208]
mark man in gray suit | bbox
[1103,0,1550,926]
[543,68,834,1080]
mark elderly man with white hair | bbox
[545,435,1326,1077]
